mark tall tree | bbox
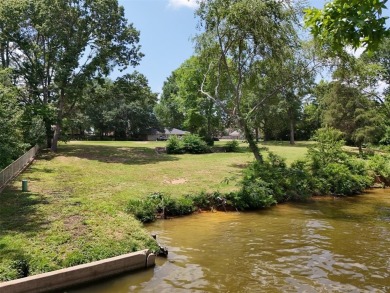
[155,73,185,130]
[156,56,227,139]
[83,73,159,140]
[320,81,384,152]
[196,0,307,161]
[0,0,143,151]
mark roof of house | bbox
[164,128,189,135]
[148,128,190,136]
[229,130,241,136]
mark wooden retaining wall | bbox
[0,249,156,293]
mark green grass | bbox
[0,140,308,280]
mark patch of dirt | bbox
[164,178,187,184]
[63,215,88,237]
[112,231,125,241]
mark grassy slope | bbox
[0,140,308,280]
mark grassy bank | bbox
[0,140,308,280]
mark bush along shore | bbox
[128,128,390,223]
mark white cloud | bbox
[168,0,199,9]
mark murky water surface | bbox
[72,189,390,292]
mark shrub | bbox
[127,193,196,222]
[307,127,373,195]
[235,152,316,207]
[166,136,184,154]
[189,191,227,210]
[164,196,195,217]
[367,154,390,186]
[225,140,240,152]
[308,127,346,172]
[202,135,215,147]
[182,134,210,154]
[317,163,372,195]
[284,160,315,201]
[190,191,214,209]
[234,178,276,210]
[166,134,210,154]
[126,198,158,223]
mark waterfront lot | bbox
[0,140,308,280]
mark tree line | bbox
[157,0,390,160]
[0,0,160,168]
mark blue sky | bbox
[115,0,387,94]
[115,0,199,93]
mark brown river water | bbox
[70,189,390,293]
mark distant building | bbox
[229,131,241,140]
[147,128,190,141]
[221,130,242,140]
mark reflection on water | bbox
[71,189,390,293]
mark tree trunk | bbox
[358,143,363,157]
[239,118,263,163]
[289,115,295,145]
[44,118,52,149]
[207,100,212,138]
[255,128,259,142]
[51,89,65,152]
[262,118,269,142]
[0,39,10,68]
[0,43,5,67]
[51,123,61,152]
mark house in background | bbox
[147,128,190,141]
[221,130,242,140]
[229,130,241,140]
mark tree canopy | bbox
[0,0,143,150]
[304,0,389,52]
[195,0,313,161]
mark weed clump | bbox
[11,258,30,278]
[127,193,196,223]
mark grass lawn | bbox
[0,140,309,280]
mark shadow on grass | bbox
[40,145,179,165]
[259,140,314,148]
[229,163,249,169]
[0,187,48,235]
[20,166,55,182]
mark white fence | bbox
[0,145,39,191]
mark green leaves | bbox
[0,69,28,168]
[196,0,303,161]
[83,73,159,140]
[0,0,143,149]
[304,0,389,53]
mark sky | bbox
[115,0,388,94]
[115,0,200,94]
